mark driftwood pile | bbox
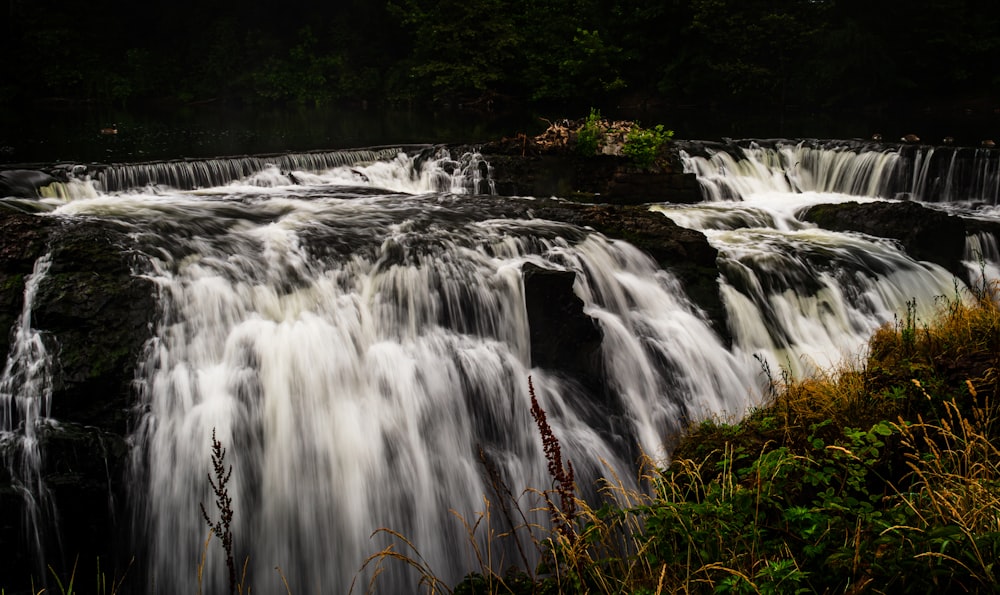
[485,117,639,156]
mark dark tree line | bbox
[3,0,999,113]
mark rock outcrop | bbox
[480,120,702,204]
[522,262,604,388]
[525,200,727,339]
[801,200,969,280]
[0,212,156,589]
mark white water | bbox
[0,254,57,569]
[46,151,756,592]
[681,143,901,201]
[671,144,988,377]
[4,140,1000,592]
[964,231,1000,287]
[681,139,1000,203]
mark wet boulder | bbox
[521,262,603,389]
[32,219,157,431]
[0,169,60,199]
[802,200,968,280]
[528,202,727,341]
[481,139,702,204]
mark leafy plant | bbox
[575,108,603,156]
[622,124,673,169]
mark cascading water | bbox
[679,139,1000,203]
[3,138,1000,592]
[671,142,998,377]
[964,230,1000,287]
[39,148,755,592]
[0,254,57,572]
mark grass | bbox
[367,280,1000,593]
[18,281,1000,594]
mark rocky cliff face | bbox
[0,212,156,589]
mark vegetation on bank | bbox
[3,0,999,114]
[568,109,674,170]
[366,279,1000,594]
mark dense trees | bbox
[2,0,998,113]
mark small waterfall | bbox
[964,231,1000,286]
[50,146,498,197]
[679,140,1000,203]
[919,147,1000,204]
[345,147,494,195]
[656,200,960,378]
[0,254,57,572]
[660,140,975,379]
[95,147,403,192]
[680,141,901,201]
[51,190,757,593]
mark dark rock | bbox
[529,201,727,341]
[802,200,968,280]
[483,151,702,204]
[0,212,155,589]
[604,170,702,204]
[34,219,157,432]
[521,262,603,387]
[0,169,60,199]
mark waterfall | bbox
[655,198,960,378]
[95,147,404,192]
[0,254,57,573]
[672,145,984,378]
[964,231,1000,286]
[43,150,755,593]
[85,146,495,195]
[679,140,1000,203]
[5,138,1000,592]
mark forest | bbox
[4,0,999,116]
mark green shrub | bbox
[575,108,603,156]
[623,124,673,169]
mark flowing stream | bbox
[2,139,999,592]
[43,148,754,592]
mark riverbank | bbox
[382,280,1000,594]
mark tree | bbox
[685,0,828,106]
[390,0,521,103]
[513,0,626,103]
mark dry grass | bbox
[354,282,1000,593]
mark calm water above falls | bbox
[2,140,999,592]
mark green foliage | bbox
[385,283,1000,594]
[252,27,349,106]
[622,124,673,169]
[525,26,626,102]
[5,0,1000,110]
[575,108,603,156]
[389,0,520,102]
